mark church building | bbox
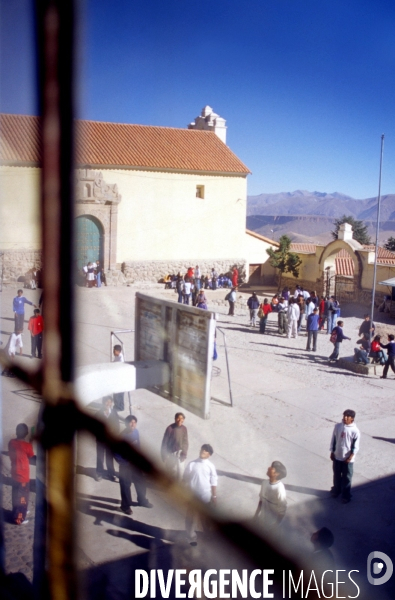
[0,107,279,285]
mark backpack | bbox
[330,330,338,344]
[225,292,231,301]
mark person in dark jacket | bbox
[247,292,260,327]
[161,412,189,480]
[329,320,351,362]
[380,334,395,379]
[358,314,375,341]
[116,415,152,514]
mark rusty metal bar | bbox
[35,1,77,599]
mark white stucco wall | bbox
[245,232,277,265]
[0,166,41,249]
[100,168,248,263]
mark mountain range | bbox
[246,190,395,243]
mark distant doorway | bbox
[75,215,104,270]
[248,264,262,284]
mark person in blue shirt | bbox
[329,321,351,362]
[380,334,395,379]
[306,308,320,352]
[13,289,36,332]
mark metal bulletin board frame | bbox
[134,292,216,419]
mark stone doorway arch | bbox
[318,225,363,302]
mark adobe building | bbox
[263,223,395,304]
[0,108,278,285]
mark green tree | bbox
[384,237,395,252]
[266,235,302,290]
[331,215,371,245]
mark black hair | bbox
[16,423,29,439]
[175,412,185,420]
[17,289,23,294]
[343,409,356,419]
[389,334,395,341]
[272,461,287,480]
[34,308,40,315]
[315,527,334,548]
[125,415,137,424]
[201,444,214,455]
[113,344,122,352]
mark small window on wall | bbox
[196,185,205,199]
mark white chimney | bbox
[188,105,227,144]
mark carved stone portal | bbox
[76,169,122,204]
[75,169,121,270]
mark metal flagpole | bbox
[370,134,385,340]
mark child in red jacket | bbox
[8,423,35,525]
[28,308,44,358]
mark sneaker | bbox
[108,475,118,482]
[94,473,103,482]
[138,500,153,508]
[189,541,198,547]
[120,506,133,515]
[20,520,29,525]
[380,376,387,379]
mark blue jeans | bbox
[177,291,183,303]
[306,330,318,351]
[259,316,268,333]
[332,460,353,500]
[329,341,340,360]
[184,294,190,305]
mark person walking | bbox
[8,423,35,525]
[380,333,395,379]
[330,409,360,504]
[259,298,272,334]
[306,307,320,352]
[176,273,184,303]
[329,320,350,361]
[287,298,300,339]
[247,292,260,327]
[226,287,236,316]
[161,412,189,480]
[183,444,217,546]
[116,415,153,514]
[13,289,36,332]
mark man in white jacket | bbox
[329,409,360,504]
[287,298,300,339]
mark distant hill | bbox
[246,191,395,244]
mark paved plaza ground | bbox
[1,283,395,599]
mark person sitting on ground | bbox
[254,461,287,532]
[354,338,370,365]
[196,289,208,310]
[369,335,385,365]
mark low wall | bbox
[0,249,42,286]
[122,259,247,284]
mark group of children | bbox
[2,291,44,377]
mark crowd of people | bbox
[164,266,240,303]
[81,260,106,288]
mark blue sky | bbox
[1,0,395,198]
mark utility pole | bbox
[370,134,385,340]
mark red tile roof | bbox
[0,113,250,175]
[290,243,317,254]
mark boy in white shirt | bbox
[112,344,125,411]
[330,409,360,504]
[255,461,287,532]
[183,444,217,545]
